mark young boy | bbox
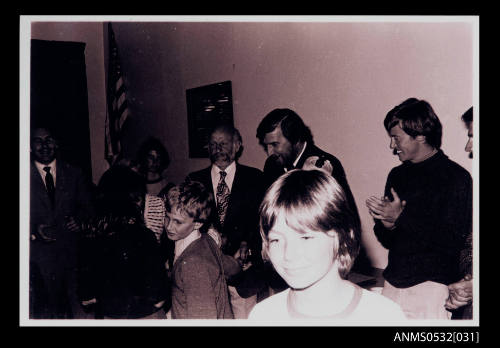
[164,180,240,319]
[249,169,406,322]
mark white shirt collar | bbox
[174,229,202,264]
[35,159,57,185]
[285,141,307,171]
[210,160,236,194]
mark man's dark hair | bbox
[256,108,313,147]
[384,98,443,149]
[461,107,473,124]
[136,137,170,173]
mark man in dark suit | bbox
[256,108,363,293]
[256,108,358,212]
[186,124,266,318]
[30,127,94,318]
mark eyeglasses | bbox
[208,141,231,150]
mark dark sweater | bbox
[374,150,472,288]
[171,234,240,319]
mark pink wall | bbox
[29,20,475,268]
[113,21,474,268]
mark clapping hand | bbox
[366,187,406,229]
[445,274,473,310]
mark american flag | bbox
[105,22,129,166]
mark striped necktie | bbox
[216,171,230,226]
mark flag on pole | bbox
[105,22,130,166]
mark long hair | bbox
[136,137,170,174]
[259,169,360,279]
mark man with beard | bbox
[256,108,361,294]
[186,124,266,318]
[256,108,358,216]
[29,126,94,318]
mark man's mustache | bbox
[211,152,230,161]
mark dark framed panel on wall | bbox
[186,80,234,158]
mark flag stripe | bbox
[105,22,130,166]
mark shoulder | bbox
[187,167,211,180]
[441,156,472,181]
[236,163,263,176]
[263,156,283,177]
[58,160,83,175]
[179,237,214,265]
[310,145,343,166]
[427,153,472,190]
[248,289,290,320]
[355,289,407,321]
[387,163,406,178]
[58,161,91,187]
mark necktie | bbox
[43,166,55,206]
[216,171,230,227]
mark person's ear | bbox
[415,135,426,143]
[194,222,203,230]
[234,140,242,153]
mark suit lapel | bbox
[53,161,67,212]
[225,164,243,224]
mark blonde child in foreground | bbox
[248,169,407,322]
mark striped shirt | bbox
[144,194,165,243]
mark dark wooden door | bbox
[31,39,92,181]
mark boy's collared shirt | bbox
[174,229,202,264]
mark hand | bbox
[233,241,252,270]
[366,187,406,229]
[81,298,97,306]
[37,224,57,242]
[445,275,473,310]
[65,216,81,233]
[154,300,165,309]
[303,156,333,176]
